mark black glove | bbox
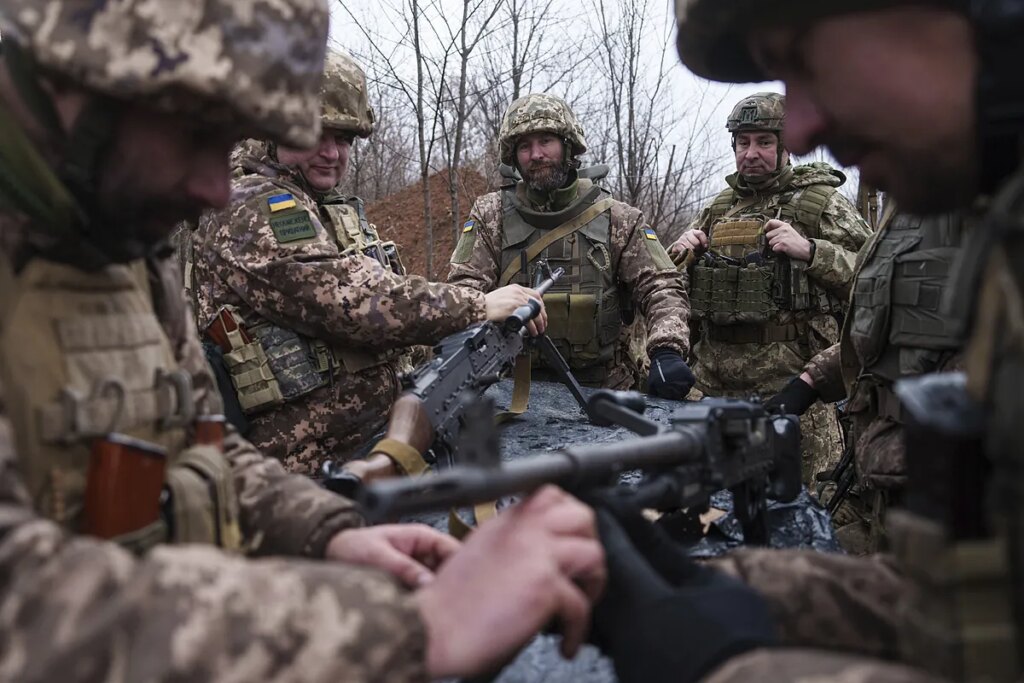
[764,375,819,415]
[647,348,695,400]
[588,493,777,683]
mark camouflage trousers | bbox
[701,548,946,681]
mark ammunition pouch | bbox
[208,308,383,416]
[691,258,779,325]
[164,443,242,550]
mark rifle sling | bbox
[371,437,430,477]
[498,196,617,287]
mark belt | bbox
[704,321,807,344]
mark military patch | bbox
[641,228,675,270]
[270,209,317,243]
[268,193,297,213]
[451,225,478,264]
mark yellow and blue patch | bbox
[463,220,475,233]
[268,193,297,213]
[643,227,658,240]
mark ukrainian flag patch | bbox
[643,227,658,240]
[268,193,297,213]
[463,220,475,233]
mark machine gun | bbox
[324,265,585,490]
[356,393,803,545]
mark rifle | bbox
[355,392,803,545]
[323,265,580,490]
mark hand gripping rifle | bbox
[323,266,576,492]
[355,392,803,545]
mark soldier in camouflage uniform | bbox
[189,52,551,474]
[0,1,607,680]
[669,93,872,486]
[766,209,968,554]
[448,94,694,397]
[584,2,1024,682]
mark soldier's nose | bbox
[187,155,231,209]
[783,85,826,156]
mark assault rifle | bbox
[356,393,803,545]
[324,264,596,490]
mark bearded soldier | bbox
[669,92,872,487]
[765,209,969,554]
[448,93,694,398]
[189,51,549,474]
[0,1,608,680]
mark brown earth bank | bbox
[367,168,493,281]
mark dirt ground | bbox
[367,168,493,281]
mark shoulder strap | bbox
[498,197,616,286]
[789,184,839,238]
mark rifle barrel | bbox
[358,429,703,522]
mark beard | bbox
[524,161,570,193]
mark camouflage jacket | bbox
[0,217,428,682]
[190,150,486,472]
[447,179,690,390]
[684,163,872,396]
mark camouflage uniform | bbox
[681,94,872,485]
[0,2,428,680]
[673,1,1021,682]
[803,211,967,553]
[448,94,690,390]
[189,53,486,474]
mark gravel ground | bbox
[401,380,840,683]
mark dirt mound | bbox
[367,168,493,280]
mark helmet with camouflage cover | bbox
[321,50,375,138]
[0,0,330,149]
[499,93,587,166]
[727,92,785,134]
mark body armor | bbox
[0,257,240,552]
[209,193,399,417]
[690,172,843,332]
[497,182,628,381]
[847,213,966,422]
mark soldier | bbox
[189,51,550,475]
[583,3,1024,683]
[765,209,968,554]
[668,92,872,487]
[448,94,694,397]
[0,1,606,680]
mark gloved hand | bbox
[647,348,695,400]
[587,493,777,683]
[764,375,819,415]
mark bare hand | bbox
[484,284,548,336]
[764,220,813,261]
[325,524,461,588]
[416,486,606,678]
[668,229,708,257]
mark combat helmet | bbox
[499,93,587,167]
[727,92,787,165]
[0,0,329,149]
[321,50,375,138]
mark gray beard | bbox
[524,163,570,193]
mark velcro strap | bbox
[372,437,430,476]
[496,354,531,423]
[705,322,805,344]
[709,220,763,248]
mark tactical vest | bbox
[689,183,842,328]
[209,193,396,417]
[0,257,241,553]
[849,213,965,387]
[497,184,627,378]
